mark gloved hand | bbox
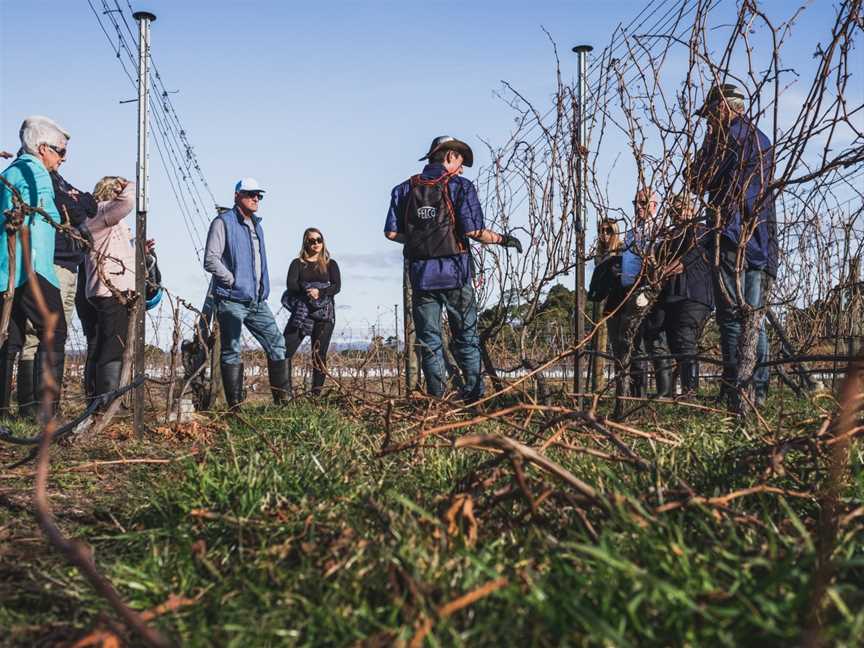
[500,232,523,254]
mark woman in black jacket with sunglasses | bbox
[282,228,341,397]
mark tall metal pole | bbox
[133,10,156,437]
[403,259,420,394]
[393,304,400,396]
[572,44,592,407]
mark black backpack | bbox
[400,173,466,260]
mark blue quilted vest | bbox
[212,208,270,303]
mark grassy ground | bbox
[1,390,862,647]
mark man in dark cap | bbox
[384,135,522,403]
[688,83,778,410]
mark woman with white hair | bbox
[0,115,71,420]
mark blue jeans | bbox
[412,283,483,400]
[216,299,286,365]
[714,253,769,394]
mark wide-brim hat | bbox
[419,135,474,167]
[695,83,745,117]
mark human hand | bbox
[145,238,156,254]
[0,151,13,159]
[307,287,320,300]
[668,260,684,275]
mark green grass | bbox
[1,393,862,646]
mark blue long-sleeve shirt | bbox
[385,163,484,291]
[620,221,654,287]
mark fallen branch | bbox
[409,577,510,648]
[656,484,814,514]
[454,434,601,504]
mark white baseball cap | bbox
[235,177,266,193]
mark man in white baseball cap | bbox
[204,177,289,410]
[234,177,266,194]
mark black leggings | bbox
[2,273,67,354]
[76,271,99,390]
[91,296,131,367]
[284,320,335,393]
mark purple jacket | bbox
[690,116,778,277]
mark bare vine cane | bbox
[165,293,181,421]
[803,353,863,646]
[17,223,171,647]
[172,295,213,419]
[0,175,26,348]
[0,210,20,349]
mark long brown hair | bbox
[298,227,331,273]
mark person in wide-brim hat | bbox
[383,133,523,405]
[418,135,474,168]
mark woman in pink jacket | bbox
[85,176,153,397]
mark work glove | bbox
[500,233,523,254]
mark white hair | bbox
[727,97,746,113]
[19,115,70,156]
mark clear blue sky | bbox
[1,0,855,345]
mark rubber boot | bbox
[95,361,123,398]
[0,352,16,417]
[653,361,673,397]
[35,351,65,423]
[17,357,38,420]
[311,363,326,397]
[84,355,97,401]
[679,360,697,395]
[221,363,245,411]
[268,359,291,405]
[628,362,645,398]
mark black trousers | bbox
[608,296,648,397]
[664,300,711,358]
[1,273,67,354]
[284,320,335,392]
[91,296,130,367]
[75,271,99,389]
[643,298,711,388]
[646,300,711,357]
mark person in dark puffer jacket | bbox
[642,193,714,395]
[283,228,340,397]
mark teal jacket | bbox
[0,154,61,289]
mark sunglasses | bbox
[600,227,615,234]
[241,191,263,201]
[306,236,323,245]
[46,144,67,159]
